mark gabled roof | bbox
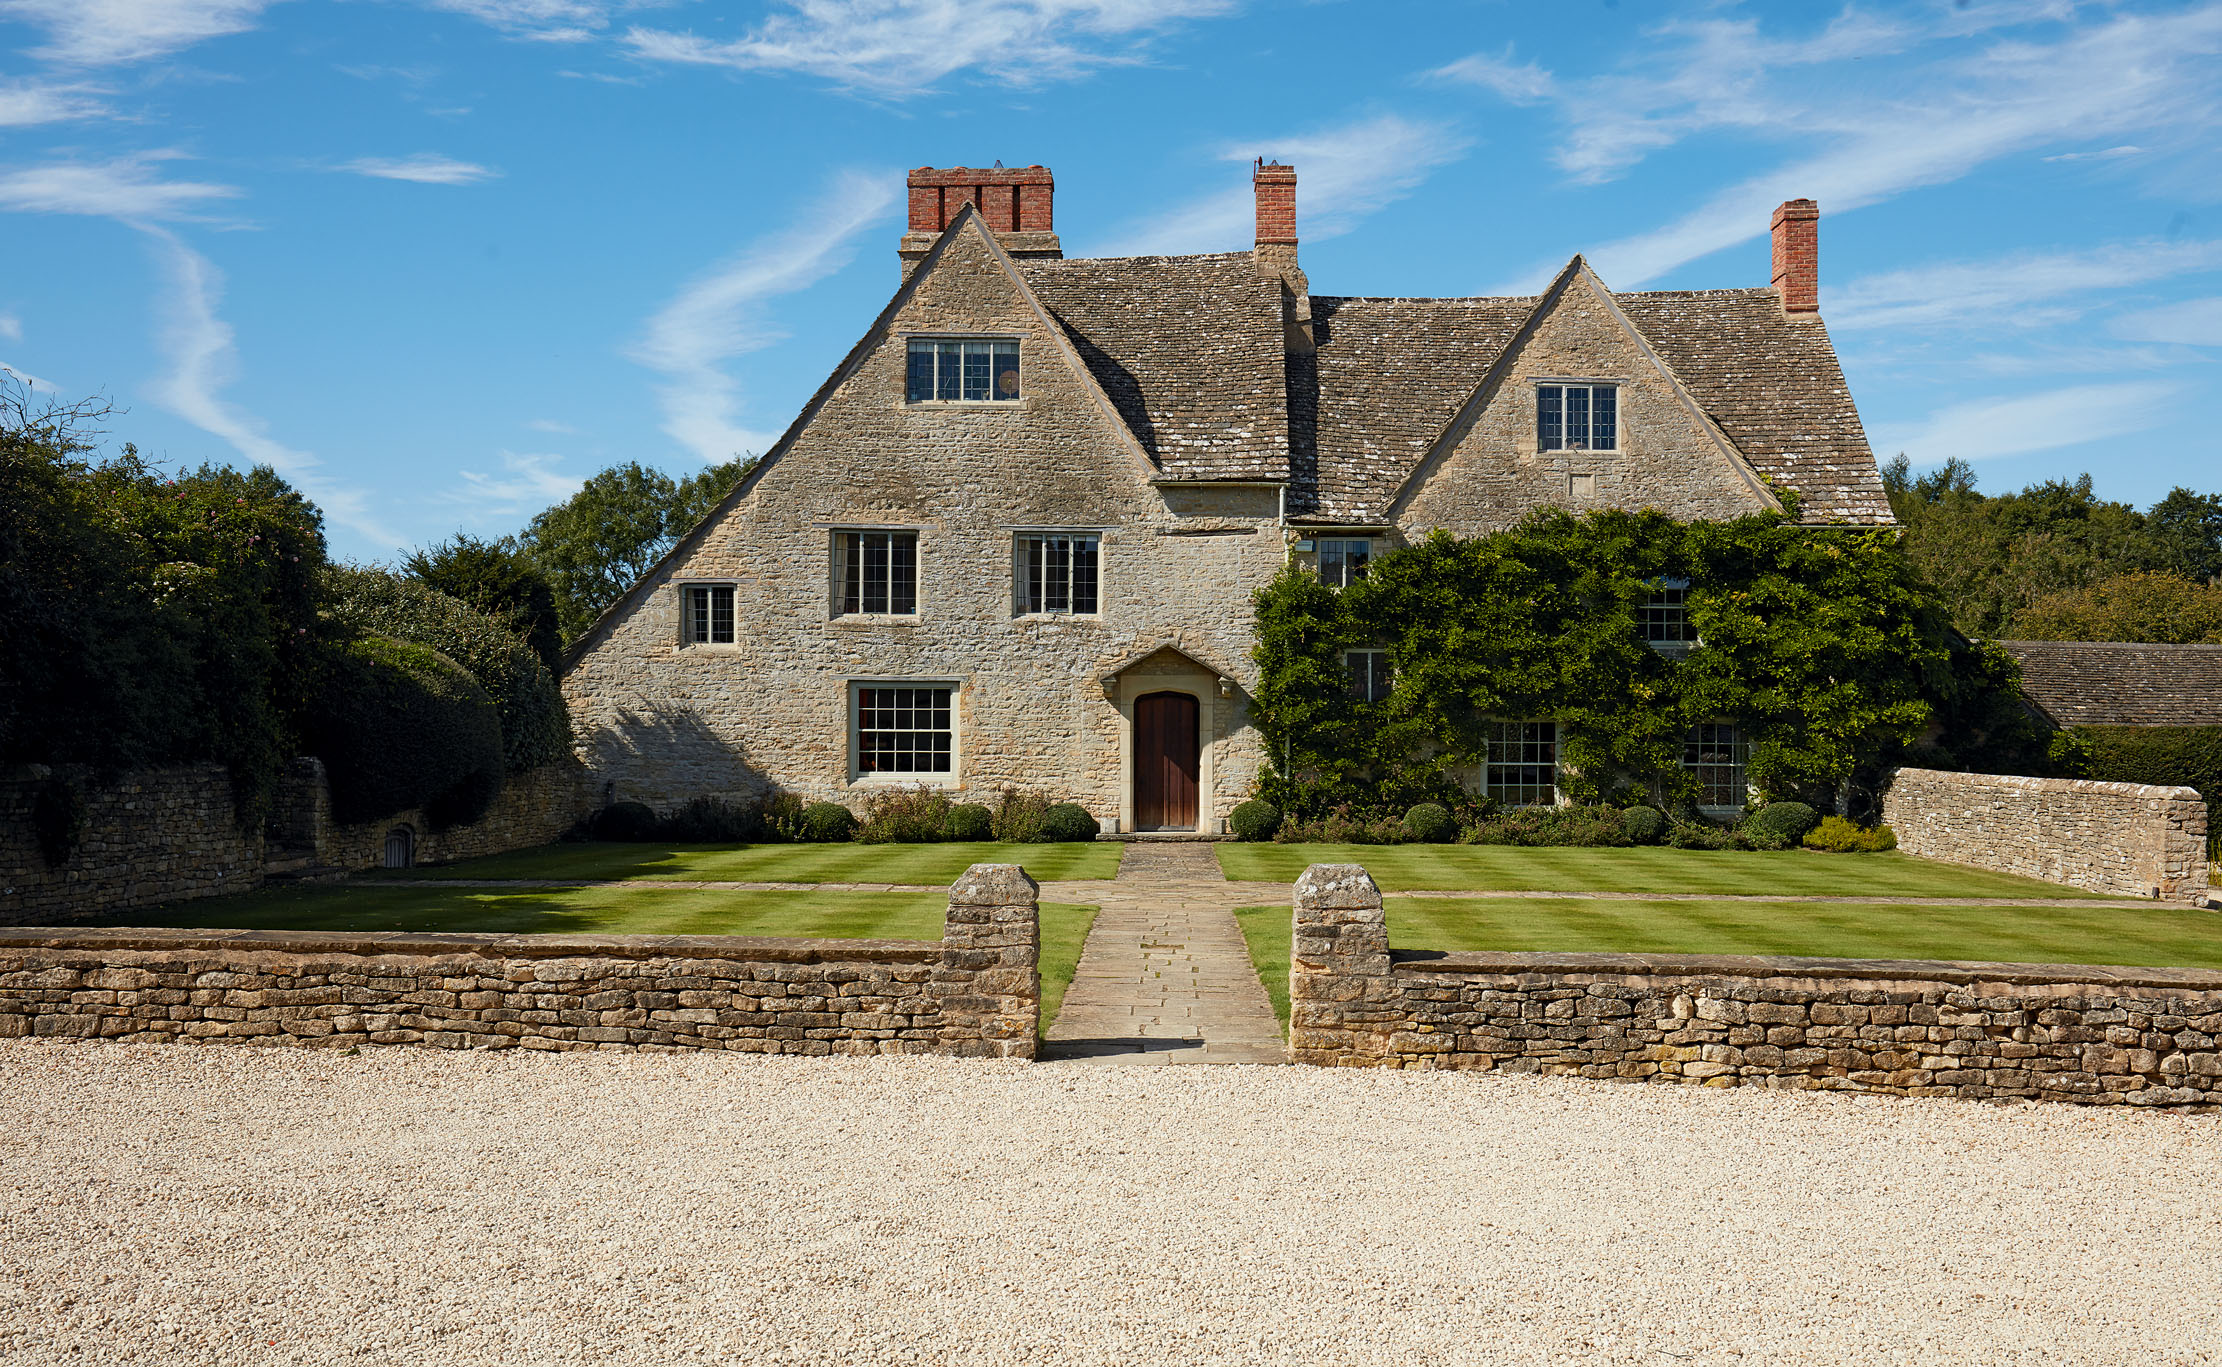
[1997,640,2222,727]
[1019,253,1290,482]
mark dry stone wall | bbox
[1289,864,2222,1108]
[316,759,593,871]
[0,865,1041,1058]
[1882,767,2210,905]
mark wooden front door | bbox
[1134,691,1200,831]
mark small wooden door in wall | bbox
[1134,691,1200,831]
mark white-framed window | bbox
[852,684,955,779]
[1318,538,1371,588]
[836,531,918,616]
[1016,533,1099,615]
[1538,383,1618,452]
[906,337,1020,402]
[1485,720,1558,807]
[1344,649,1391,702]
[1683,723,1748,810]
[1640,579,1698,653]
[682,584,736,645]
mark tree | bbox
[2146,487,2222,585]
[520,456,754,647]
[2012,571,2222,644]
[405,534,563,673]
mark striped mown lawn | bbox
[366,841,1122,886]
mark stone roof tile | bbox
[1997,640,2222,727]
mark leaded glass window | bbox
[1683,723,1747,809]
[1485,721,1558,807]
[906,338,1020,402]
[684,584,734,644]
[855,686,952,775]
[1318,538,1370,588]
[837,531,918,616]
[1344,649,1391,702]
[1537,383,1617,451]
[1018,534,1099,615]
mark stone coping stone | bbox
[0,926,943,964]
[1389,948,2222,992]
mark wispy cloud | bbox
[2109,296,2222,347]
[0,152,241,221]
[1867,380,2181,463]
[449,449,584,518]
[629,168,897,464]
[1104,113,1471,257]
[1827,239,2222,331]
[525,417,577,433]
[1491,5,2222,289]
[2043,144,2142,163]
[623,0,1235,94]
[1426,45,1553,104]
[0,312,20,343]
[340,154,501,185]
[422,0,639,42]
[140,227,396,545]
[2,0,281,67]
[0,78,106,126]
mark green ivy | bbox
[1251,507,2032,816]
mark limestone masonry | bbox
[1882,766,2210,905]
[1289,865,2222,1107]
[0,864,1041,1058]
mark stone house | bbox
[562,163,1890,832]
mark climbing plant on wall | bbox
[1250,507,2039,817]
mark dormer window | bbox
[1538,383,1617,452]
[1317,538,1370,588]
[1640,579,1697,653]
[906,338,1020,402]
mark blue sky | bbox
[3,0,2219,562]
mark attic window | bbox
[1538,383,1617,452]
[907,338,1020,402]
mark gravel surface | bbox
[3,1040,2218,1366]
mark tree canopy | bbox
[2011,571,2222,645]
[519,456,754,647]
[405,534,563,673]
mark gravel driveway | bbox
[3,1040,2218,1365]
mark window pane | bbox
[962,341,992,401]
[841,535,861,615]
[1071,536,1097,613]
[1565,386,1590,449]
[935,342,961,401]
[1025,537,1045,614]
[863,534,889,614]
[1592,386,1617,450]
[1683,723,1746,807]
[1538,385,1563,451]
[1485,720,1557,807]
[906,340,933,403]
[857,686,953,775]
[889,532,917,615]
[994,342,1020,399]
[711,586,734,644]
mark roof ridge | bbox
[1999,639,2222,652]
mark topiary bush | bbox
[324,566,571,774]
[1620,805,1665,845]
[858,787,952,843]
[944,802,993,842]
[1404,802,1456,844]
[800,801,856,843]
[311,635,505,829]
[592,800,659,841]
[1803,816,1898,853]
[1228,799,1281,842]
[656,795,757,842]
[1041,802,1100,842]
[1745,801,1819,846]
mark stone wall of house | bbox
[1881,767,2211,905]
[1289,864,2222,1107]
[562,221,1283,832]
[0,865,1040,1058]
[1,759,597,926]
[1,765,263,927]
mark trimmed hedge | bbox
[1229,799,1281,842]
[1042,802,1100,842]
[801,802,857,843]
[311,635,504,828]
[1745,801,1820,845]
[2075,724,2222,841]
[324,566,571,773]
[593,801,659,841]
[1621,805,1665,845]
[944,802,993,841]
[1404,802,1456,844]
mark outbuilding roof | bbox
[1998,640,2222,727]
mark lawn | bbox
[1217,844,2113,900]
[1233,897,2222,1033]
[123,884,1099,1037]
[370,840,1123,886]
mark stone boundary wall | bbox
[1881,766,2210,905]
[1289,864,2222,1107]
[2,759,596,926]
[0,865,1040,1059]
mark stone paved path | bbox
[1039,842,1289,1066]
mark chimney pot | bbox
[1771,198,1819,314]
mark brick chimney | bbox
[1253,159,1312,352]
[1770,199,1819,314]
[900,165,1060,279]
